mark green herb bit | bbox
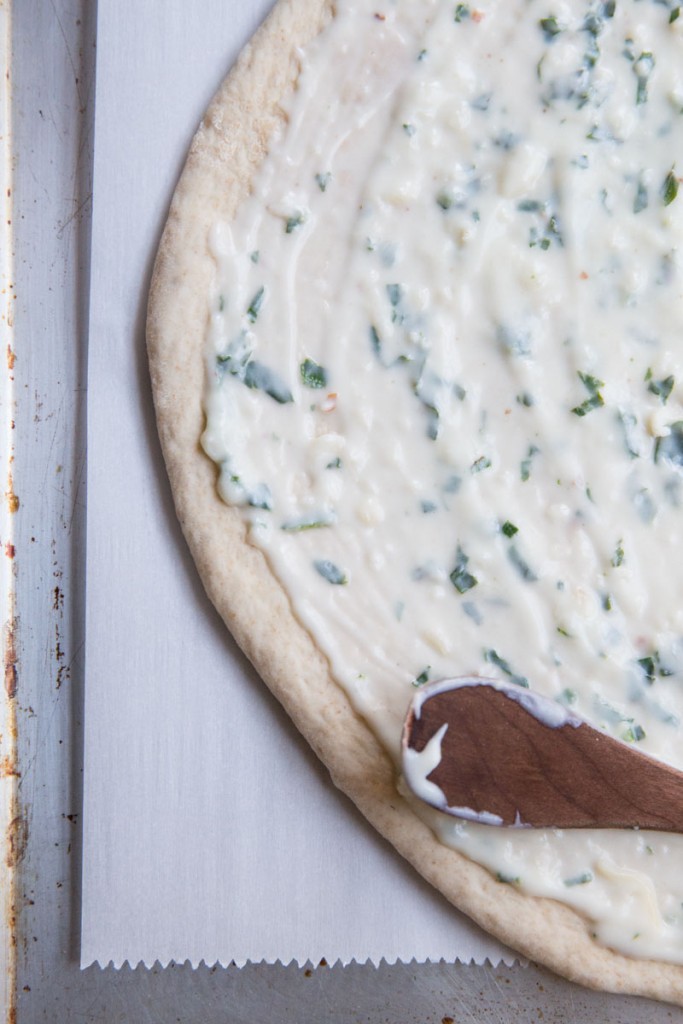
[539,15,562,40]
[443,474,462,494]
[463,601,482,625]
[637,650,673,683]
[218,294,226,312]
[243,360,293,404]
[436,190,454,210]
[633,52,655,105]
[602,592,612,611]
[386,283,403,307]
[454,3,470,22]
[450,546,478,594]
[326,457,342,470]
[281,516,332,532]
[564,872,593,887]
[484,649,529,687]
[633,179,648,214]
[285,211,306,233]
[417,48,428,60]
[300,358,328,389]
[612,541,625,567]
[402,123,416,137]
[314,559,347,585]
[617,409,640,459]
[516,391,535,407]
[561,688,577,705]
[654,422,683,468]
[556,625,572,638]
[671,7,681,23]
[421,500,438,514]
[648,375,675,403]
[662,170,679,207]
[413,667,431,687]
[250,250,260,264]
[623,723,646,743]
[246,286,265,322]
[246,483,273,510]
[521,444,540,482]
[315,172,331,192]
[369,324,382,357]
[572,371,605,416]
[496,872,520,885]
[471,455,492,473]
[508,545,538,582]
[501,520,518,538]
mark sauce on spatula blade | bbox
[401,677,683,831]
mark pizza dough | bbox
[147,0,683,1003]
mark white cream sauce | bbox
[202,0,683,961]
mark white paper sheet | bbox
[81,0,516,969]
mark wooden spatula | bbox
[401,677,683,830]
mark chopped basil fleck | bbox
[314,560,347,585]
[285,211,306,233]
[243,361,293,403]
[454,3,470,22]
[281,516,332,532]
[521,444,540,481]
[501,520,519,538]
[662,170,679,207]
[300,358,328,389]
[633,52,655,105]
[564,872,593,887]
[484,649,529,687]
[507,545,538,582]
[648,375,675,403]
[612,541,625,567]
[246,286,265,322]
[539,15,562,41]
[386,283,403,307]
[450,546,478,594]
[496,872,521,886]
[572,371,605,416]
[655,422,683,468]
[471,455,492,473]
[315,172,331,192]
[413,667,431,687]
[633,179,648,213]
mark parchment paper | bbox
[81,0,516,969]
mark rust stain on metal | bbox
[3,542,13,559]
[6,816,27,870]
[5,345,13,371]
[4,472,18,514]
[0,757,18,779]
[4,616,16,700]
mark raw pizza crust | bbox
[146,0,683,1004]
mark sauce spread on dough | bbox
[202,0,683,962]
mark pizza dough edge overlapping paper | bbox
[145,0,683,1003]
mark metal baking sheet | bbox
[6,0,683,1018]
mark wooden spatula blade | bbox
[402,677,683,831]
